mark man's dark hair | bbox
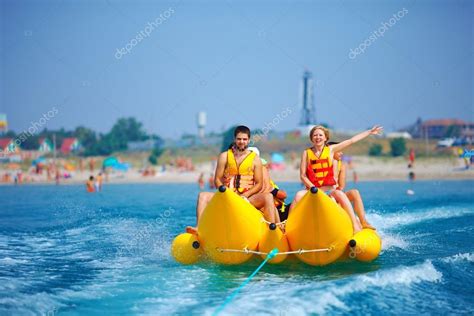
[234,125,251,138]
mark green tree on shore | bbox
[148,147,165,165]
[390,137,406,157]
[106,117,148,151]
[221,126,238,152]
[5,117,161,157]
[368,143,383,156]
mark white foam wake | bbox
[203,260,442,315]
[0,257,29,265]
[442,252,474,263]
[367,207,473,231]
[380,233,410,251]
[307,260,442,313]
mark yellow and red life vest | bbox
[306,146,336,187]
[224,149,256,194]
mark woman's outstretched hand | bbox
[369,125,383,135]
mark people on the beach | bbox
[174,156,194,172]
[289,125,383,233]
[407,167,416,195]
[89,158,95,173]
[55,167,60,185]
[186,125,277,234]
[79,158,85,173]
[408,148,415,168]
[46,164,53,181]
[331,146,375,230]
[86,176,95,192]
[95,172,103,192]
[208,173,215,189]
[458,148,470,170]
[197,172,205,190]
[407,148,416,194]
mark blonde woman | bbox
[290,125,383,232]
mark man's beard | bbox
[234,144,248,152]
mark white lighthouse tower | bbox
[197,111,207,138]
[300,70,316,126]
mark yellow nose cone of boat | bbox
[258,224,289,264]
[198,186,265,264]
[350,229,382,262]
[171,233,202,265]
[286,188,353,266]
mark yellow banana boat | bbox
[171,186,381,266]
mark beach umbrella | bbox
[32,157,46,166]
[103,156,119,168]
[64,163,76,171]
[114,162,130,171]
[271,152,285,163]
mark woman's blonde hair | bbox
[309,125,330,142]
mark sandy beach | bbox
[3,156,472,186]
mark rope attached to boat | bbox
[212,248,279,316]
[216,247,267,256]
[261,218,287,227]
[216,246,332,256]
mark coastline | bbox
[2,156,472,186]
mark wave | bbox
[379,233,409,251]
[442,252,474,263]
[99,217,174,262]
[202,260,442,315]
[303,260,442,314]
[0,257,29,265]
[367,206,473,231]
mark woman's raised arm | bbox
[331,125,383,153]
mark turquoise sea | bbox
[1,180,473,315]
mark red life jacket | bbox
[306,146,336,187]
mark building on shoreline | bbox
[38,138,54,153]
[0,138,19,155]
[60,138,81,154]
[406,118,474,140]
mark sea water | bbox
[0,180,473,315]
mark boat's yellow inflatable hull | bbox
[285,187,354,265]
[171,187,381,266]
[198,186,265,264]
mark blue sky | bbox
[1,0,472,138]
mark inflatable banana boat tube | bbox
[171,186,381,266]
